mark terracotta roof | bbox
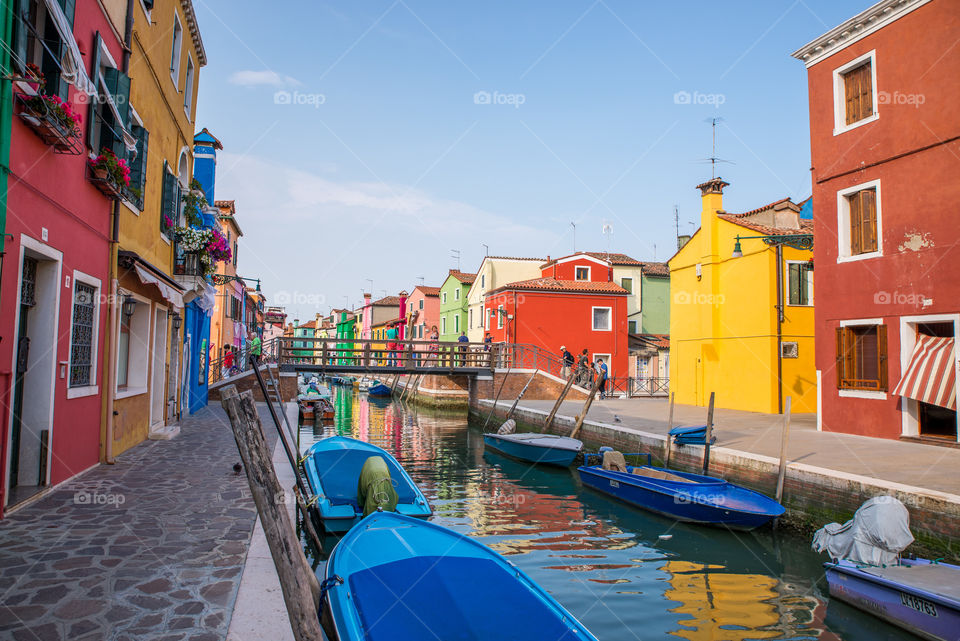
[299,320,317,329]
[485,256,545,262]
[214,200,235,211]
[492,277,630,295]
[717,214,814,236]
[631,333,670,349]
[371,296,402,307]
[641,262,670,277]
[415,286,441,297]
[448,270,477,284]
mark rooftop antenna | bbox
[674,205,679,241]
[601,221,613,262]
[481,243,489,257]
[451,249,461,271]
[417,276,425,286]
[697,117,734,178]
[653,243,657,261]
[570,222,576,252]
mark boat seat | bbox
[602,450,628,473]
[497,419,517,435]
[631,467,693,483]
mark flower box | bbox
[88,166,124,200]
[14,91,83,155]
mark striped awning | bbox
[892,334,956,410]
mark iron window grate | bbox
[70,282,97,387]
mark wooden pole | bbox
[220,386,323,641]
[541,374,576,434]
[775,396,792,504]
[504,369,539,422]
[664,392,675,468]
[481,366,511,430]
[702,392,715,475]
[569,375,602,440]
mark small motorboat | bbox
[366,383,392,397]
[483,432,583,467]
[313,398,335,421]
[320,511,599,641]
[357,378,378,392]
[301,436,430,533]
[577,451,784,530]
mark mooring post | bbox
[220,386,323,641]
[664,392,675,468]
[542,374,576,434]
[569,375,601,440]
[702,392,715,475]
[775,396,793,504]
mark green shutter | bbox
[12,0,30,73]
[86,32,102,152]
[161,161,176,233]
[103,67,131,130]
[57,0,76,27]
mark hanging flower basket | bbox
[173,226,233,276]
[14,90,83,154]
[88,148,131,200]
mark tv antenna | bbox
[417,276,425,286]
[601,221,613,260]
[450,249,461,271]
[481,243,489,257]
[570,222,576,252]
[697,117,734,178]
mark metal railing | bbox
[209,338,282,385]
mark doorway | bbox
[150,308,168,430]
[900,316,958,442]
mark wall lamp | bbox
[732,233,814,258]
[122,295,137,319]
[171,312,182,333]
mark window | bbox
[117,312,130,388]
[454,288,460,301]
[455,314,460,333]
[787,262,813,306]
[833,51,878,134]
[575,266,590,281]
[836,324,888,391]
[160,161,180,235]
[230,296,241,320]
[628,320,638,334]
[87,34,132,160]
[469,308,473,328]
[442,292,447,304]
[620,277,633,294]
[481,274,485,290]
[592,307,612,331]
[14,0,73,99]
[126,122,149,209]
[116,297,149,396]
[69,281,98,388]
[497,305,504,329]
[418,299,423,310]
[484,308,489,330]
[170,13,183,85]
[441,316,447,334]
[837,181,881,261]
[183,56,195,115]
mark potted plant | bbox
[181,178,207,226]
[88,148,130,198]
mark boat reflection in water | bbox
[297,389,915,641]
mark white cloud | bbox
[228,70,302,88]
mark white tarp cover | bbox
[41,0,96,96]
[812,496,914,566]
[134,264,184,309]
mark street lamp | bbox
[212,274,261,291]
[122,295,137,319]
[731,233,813,258]
[171,312,182,333]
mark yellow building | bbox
[210,201,243,366]
[106,0,206,455]
[668,179,815,414]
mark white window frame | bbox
[66,270,102,399]
[183,54,195,117]
[898,313,960,440]
[115,293,152,400]
[454,314,460,333]
[832,50,879,136]
[837,317,887,400]
[454,288,460,301]
[592,306,612,331]
[620,277,633,294]
[784,260,814,307]
[836,178,882,264]
[497,305,504,329]
[575,266,591,281]
[484,306,489,330]
[441,316,447,334]
[441,291,447,304]
[481,274,485,290]
[469,308,473,329]
[121,107,145,216]
[170,11,183,88]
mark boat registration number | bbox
[900,592,938,617]
[609,480,619,488]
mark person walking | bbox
[222,349,234,380]
[575,349,591,387]
[596,358,609,399]
[560,346,574,379]
[429,325,440,366]
[249,331,262,367]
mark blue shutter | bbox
[86,32,102,152]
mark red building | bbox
[484,254,629,378]
[793,0,960,442]
[2,1,130,511]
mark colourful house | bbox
[466,257,544,341]
[405,285,441,340]
[668,178,815,414]
[484,256,630,377]
[210,201,243,365]
[291,319,316,361]
[438,270,476,342]
[793,0,959,441]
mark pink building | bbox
[405,286,441,339]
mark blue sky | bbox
[193,0,870,321]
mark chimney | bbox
[696,177,729,245]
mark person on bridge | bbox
[575,349,591,387]
[561,346,574,379]
[429,325,439,365]
[249,331,262,366]
[457,331,469,366]
[596,357,609,399]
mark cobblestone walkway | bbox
[0,404,279,641]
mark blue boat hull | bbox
[825,559,960,641]
[483,434,580,467]
[302,436,431,533]
[322,512,598,641]
[577,464,784,530]
[366,384,392,397]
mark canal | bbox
[297,387,912,641]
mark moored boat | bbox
[301,436,430,533]
[366,383,391,397]
[577,451,784,530]
[483,432,582,467]
[320,511,599,641]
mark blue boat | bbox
[577,454,784,530]
[824,558,960,641]
[320,511,599,641]
[366,383,392,397]
[301,437,431,533]
[483,432,582,467]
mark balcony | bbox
[173,247,207,292]
[14,90,83,155]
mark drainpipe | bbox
[0,0,13,281]
[775,244,784,414]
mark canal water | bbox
[297,387,913,641]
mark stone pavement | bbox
[0,404,278,641]
[504,397,960,495]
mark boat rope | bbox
[319,575,344,610]
[306,494,319,507]
[299,454,309,465]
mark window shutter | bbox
[788,264,800,305]
[877,324,888,391]
[12,0,29,73]
[86,33,102,152]
[131,126,149,195]
[844,68,859,125]
[835,327,845,387]
[848,192,862,255]
[57,0,76,27]
[859,63,873,120]
[161,162,176,233]
[103,67,131,131]
[861,188,877,253]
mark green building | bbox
[638,263,670,334]
[336,312,357,365]
[437,270,475,342]
[291,320,317,360]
